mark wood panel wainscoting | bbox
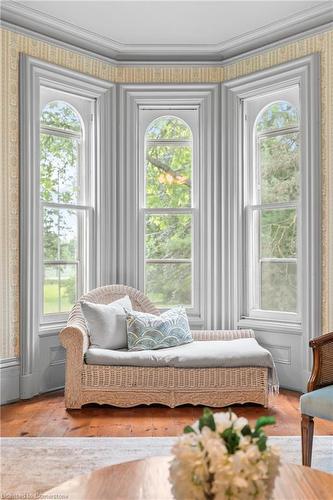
[1,389,333,437]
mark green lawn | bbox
[44,282,74,314]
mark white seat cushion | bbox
[85,338,274,369]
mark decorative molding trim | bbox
[218,21,332,69]
[19,56,114,399]
[0,356,19,367]
[2,19,332,70]
[1,1,332,62]
[260,343,291,365]
[39,323,66,337]
[237,319,303,336]
[213,4,333,62]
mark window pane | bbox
[145,263,192,308]
[146,145,192,208]
[256,101,298,133]
[43,264,77,314]
[260,209,297,259]
[43,207,78,261]
[41,101,81,132]
[146,116,192,140]
[60,265,77,312]
[145,214,191,259]
[43,265,60,314]
[259,132,299,203]
[40,134,80,204]
[260,262,297,312]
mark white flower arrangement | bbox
[169,409,280,500]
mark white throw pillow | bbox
[80,295,132,349]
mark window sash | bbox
[143,207,193,214]
[40,125,81,140]
[145,140,192,148]
[255,129,300,205]
[42,262,79,317]
[40,202,93,323]
[256,125,299,139]
[259,257,296,263]
[143,207,195,309]
[42,201,90,211]
[246,200,300,320]
[146,259,192,264]
[248,202,297,211]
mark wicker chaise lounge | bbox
[59,285,270,409]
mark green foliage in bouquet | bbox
[184,408,276,454]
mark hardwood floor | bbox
[1,389,332,437]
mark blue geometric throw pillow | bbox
[126,306,193,351]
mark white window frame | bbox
[39,87,94,325]
[244,87,301,323]
[117,84,219,329]
[222,55,321,348]
[20,55,115,398]
[138,108,199,312]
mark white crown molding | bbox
[1,17,332,70]
[1,0,332,62]
[213,2,333,60]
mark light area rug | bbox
[1,436,332,497]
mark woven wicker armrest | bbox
[191,330,255,341]
[308,331,333,391]
[59,322,88,410]
[59,325,88,357]
[59,300,90,356]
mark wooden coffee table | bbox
[46,456,333,499]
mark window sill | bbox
[0,357,20,368]
[237,317,302,335]
[39,322,66,337]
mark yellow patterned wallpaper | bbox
[1,27,332,358]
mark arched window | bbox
[247,95,300,315]
[255,101,299,205]
[256,100,298,133]
[143,114,194,308]
[40,96,91,317]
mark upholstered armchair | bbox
[301,332,333,466]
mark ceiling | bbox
[1,0,332,61]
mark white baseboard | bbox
[19,372,40,400]
[0,361,20,404]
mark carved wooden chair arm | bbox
[307,332,333,392]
